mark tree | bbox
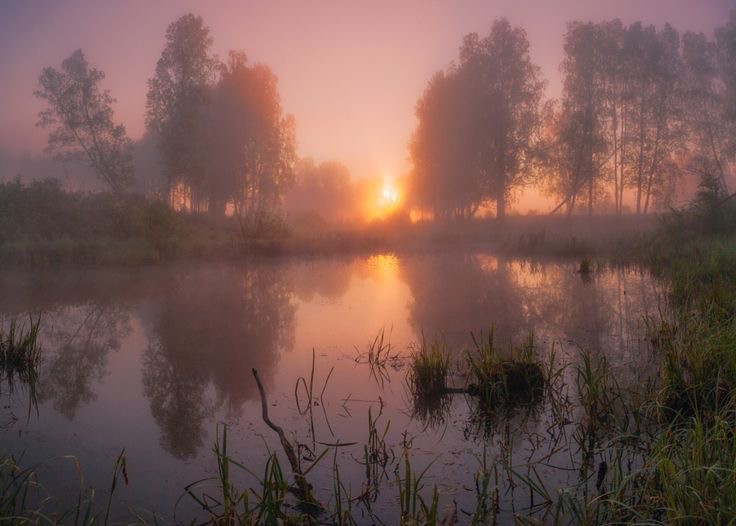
[206,51,296,218]
[410,19,544,220]
[410,70,485,220]
[548,21,684,215]
[460,19,545,219]
[552,22,611,216]
[35,49,134,193]
[283,158,354,221]
[623,23,684,213]
[146,14,217,208]
[716,11,736,165]
[682,30,731,194]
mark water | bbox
[0,251,662,522]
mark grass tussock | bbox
[0,316,41,387]
[408,339,449,401]
[466,330,545,408]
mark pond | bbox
[0,251,663,523]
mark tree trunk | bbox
[497,194,506,220]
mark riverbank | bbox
[0,178,659,265]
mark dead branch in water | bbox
[252,368,321,512]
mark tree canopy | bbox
[35,49,135,193]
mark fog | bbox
[1,2,736,524]
[0,1,730,211]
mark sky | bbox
[0,0,732,188]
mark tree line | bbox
[33,12,736,222]
[35,14,296,221]
[410,14,736,219]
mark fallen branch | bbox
[252,368,321,512]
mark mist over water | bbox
[0,253,660,520]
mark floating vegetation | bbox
[355,327,402,388]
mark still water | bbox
[0,251,662,522]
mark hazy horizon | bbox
[1,0,730,191]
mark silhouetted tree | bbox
[410,19,544,220]
[548,21,685,215]
[718,12,736,136]
[207,52,296,218]
[683,29,732,193]
[461,20,545,219]
[35,49,135,193]
[146,14,217,208]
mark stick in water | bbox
[252,368,319,510]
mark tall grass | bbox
[466,330,545,409]
[0,316,41,383]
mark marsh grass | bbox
[466,330,545,409]
[408,338,449,400]
[396,435,442,526]
[186,424,296,525]
[0,450,128,525]
[0,316,41,383]
[1,316,42,417]
[355,328,402,388]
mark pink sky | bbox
[0,0,730,187]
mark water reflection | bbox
[0,253,661,521]
[141,265,296,458]
[400,253,528,349]
[40,305,130,418]
[402,254,655,369]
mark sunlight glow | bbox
[376,177,401,216]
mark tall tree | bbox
[461,19,545,219]
[410,19,544,220]
[554,22,611,216]
[682,30,731,193]
[35,49,134,193]
[549,20,684,215]
[206,52,296,218]
[146,13,217,209]
[622,23,684,213]
[716,12,736,170]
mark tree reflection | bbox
[141,264,296,459]
[290,258,353,302]
[400,253,529,351]
[39,305,130,419]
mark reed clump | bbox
[0,316,41,386]
[466,331,545,409]
[407,339,449,401]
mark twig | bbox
[252,368,321,512]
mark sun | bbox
[381,185,398,205]
[379,179,399,208]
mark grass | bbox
[1,316,42,398]
[407,338,449,400]
[466,330,545,409]
[0,450,128,525]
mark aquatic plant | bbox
[0,316,41,384]
[466,330,545,409]
[407,338,449,400]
